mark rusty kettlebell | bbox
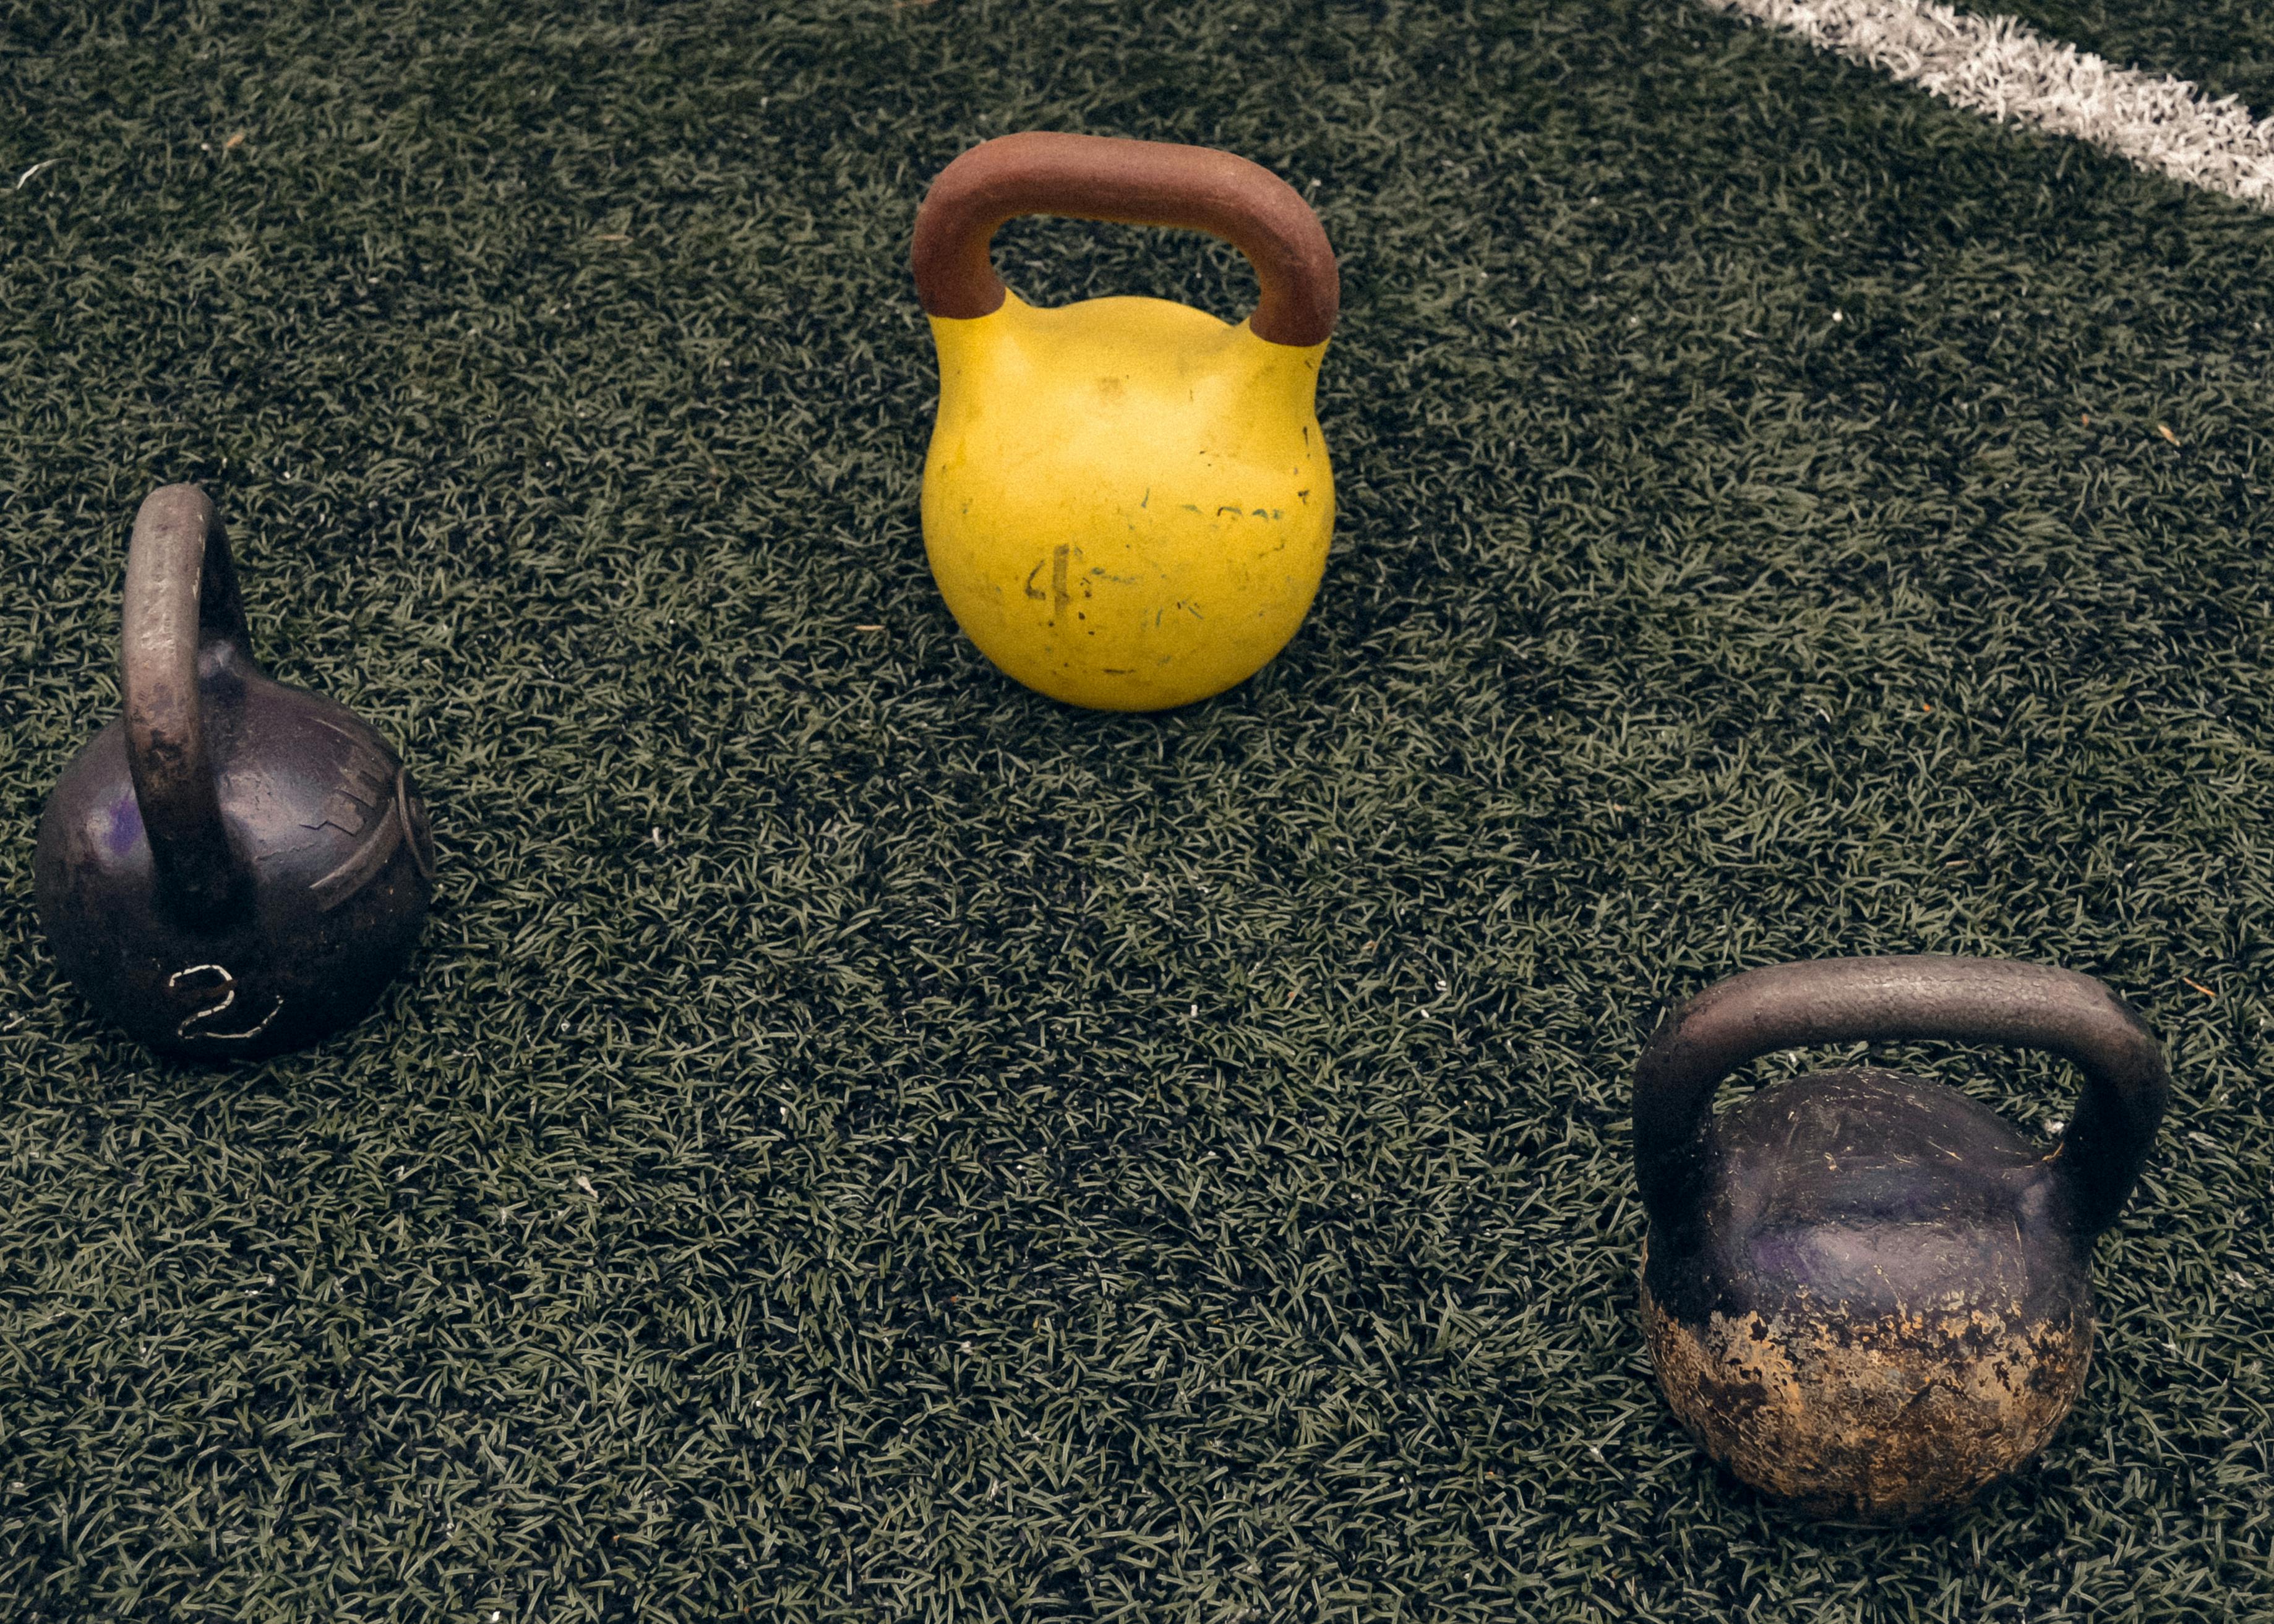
[1633,956,2168,1521]
[33,485,434,1059]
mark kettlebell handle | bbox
[123,484,253,924]
[1633,956,2169,1239]
[911,132,1339,347]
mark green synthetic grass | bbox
[4,0,2274,1617]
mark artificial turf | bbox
[2,1,2273,1618]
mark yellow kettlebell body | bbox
[922,290,1332,711]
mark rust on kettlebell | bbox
[1641,1257,2091,1521]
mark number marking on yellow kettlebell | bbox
[912,132,1339,711]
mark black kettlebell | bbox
[33,485,434,1059]
[1633,956,2168,1521]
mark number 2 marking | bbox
[169,964,283,1043]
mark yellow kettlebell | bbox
[912,132,1340,711]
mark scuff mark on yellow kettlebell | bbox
[1050,545,1071,625]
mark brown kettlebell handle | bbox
[911,132,1339,347]
[124,484,253,924]
[1633,956,2169,1239]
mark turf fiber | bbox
[3,1,2273,1618]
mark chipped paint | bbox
[1642,1275,2090,1521]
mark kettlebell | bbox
[912,131,1339,711]
[33,485,434,1060]
[1633,956,2168,1521]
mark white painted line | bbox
[1701,0,2274,210]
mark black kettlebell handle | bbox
[124,484,254,923]
[1633,956,2169,1239]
